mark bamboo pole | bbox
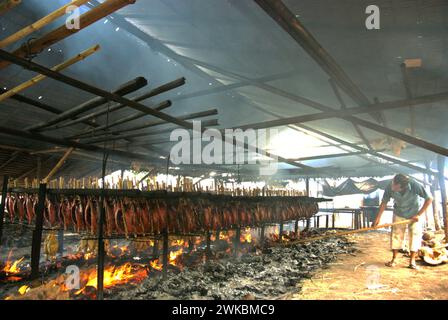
[0,44,100,102]
[42,147,75,183]
[0,0,90,49]
[288,219,413,244]
[0,0,135,70]
[0,0,21,16]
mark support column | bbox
[426,161,441,230]
[205,231,211,260]
[260,224,265,246]
[437,155,448,239]
[279,222,284,241]
[162,230,169,279]
[0,175,9,242]
[233,228,240,258]
[30,183,47,280]
[294,220,299,238]
[96,195,106,300]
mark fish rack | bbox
[0,182,330,287]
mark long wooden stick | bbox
[0,44,100,102]
[42,147,75,183]
[0,0,90,48]
[293,219,413,244]
[0,0,20,16]
[0,0,134,70]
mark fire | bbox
[75,263,148,295]
[83,252,94,260]
[2,252,24,275]
[171,239,187,248]
[169,248,183,266]
[240,227,252,243]
[18,285,29,295]
[150,260,163,271]
[219,233,230,241]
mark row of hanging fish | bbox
[4,193,320,237]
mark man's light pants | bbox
[391,215,422,252]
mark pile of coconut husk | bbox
[418,232,448,266]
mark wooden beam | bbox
[0,0,90,48]
[288,151,370,162]
[0,49,313,170]
[68,100,172,138]
[91,0,437,175]
[46,77,186,131]
[328,78,373,150]
[0,0,135,70]
[0,125,164,163]
[0,0,20,16]
[173,56,448,157]
[0,44,100,102]
[226,97,448,156]
[74,108,218,140]
[26,77,148,131]
[42,147,75,183]
[84,119,219,144]
[0,150,20,171]
[254,0,385,124]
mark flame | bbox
[150,260,163,271]
[75,263,148,295]
[2,252,24,275]
[83,252,94,260]
[169,248,183,266]
[219,233,230,241]
[240,227,252,243]
[171,239,186,247]
[18,285,29,295]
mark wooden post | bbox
[233,228,240,258]
[96,193,106,300]
[152,240,159,258]
[0,0,90,48]
[205,232,211,260]
[0,175,8,242]
[162,230,168,279]
[426,161,441,230]
[0,45,100,102]
[437,156,448,239]
[294,220,299,237]
[332,212,336,228]
[325,214,329,229]
[279,222,284,240]
[305,177,310,196]
[30,183,47,280]
[0,0,21,16]
[57,229,64,257]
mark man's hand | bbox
[411,215,421,223]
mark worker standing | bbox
[373,174,433,269]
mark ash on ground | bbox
[114,231,356,300]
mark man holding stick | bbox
[373,174,433,269]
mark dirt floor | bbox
[288,231,448,300]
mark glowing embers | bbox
[1,251,26,281]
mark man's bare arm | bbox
[373,201,387,227]
[412,197,433,222]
